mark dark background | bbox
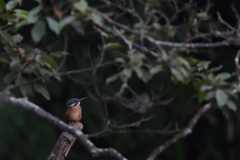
[1,0,240,160]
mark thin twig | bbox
[217,12,237,32]
[57,35,68,72]
[235,50,240,85]
[8,61,116,90]
[111,116,153,128]
[93,26,106,75]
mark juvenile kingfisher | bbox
[65,97,88,122]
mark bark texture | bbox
[47,122,83,160]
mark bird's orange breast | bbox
[66,105,82,122]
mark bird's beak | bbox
[78,97,88,101]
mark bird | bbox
[65,97,88,122]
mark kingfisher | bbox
[65,97,88,122]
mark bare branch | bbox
[111,26,159,57]
[146,103,211,160]
[86,117,181,138]
[67,74,93,85]
[112,26,133,58]
[217,12,237,32]
[152,9,170,25]
[100,12,231,48]
[111,2,143,23]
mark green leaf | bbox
[0,30,14,45]
[71,20,84,34]
[115,57,125,64]
[197,61,210,71]
[150,65,162,75]
[141,69,152,83]
[15,20,28,28]
[29,5,41,15]
[177,57,191,69]
[179,67,189,78]
[215,89,228,107]
[46,17,60,35]
[97,29,109,38]
[3,73,14,84]
[207,65,222,73]
[198,92,206,102]
[104,43,124,50]
[35,54,44,66]
[60,15,76,30]
[31,20,46,43]
[215,72,231,81]
[10,59,21,71]
[153,22,161,30]
[102,0,110,5]
[20,85,32,96]
[0,0,6,12]
[14,9,28,19]
[6,1,18,10]
[121,68,132,78]
[106,74,119,84]
[12,34,23,43]
[226,99,237,111]
[133,53,145,61]
[34,0,42,3]
[39,68,53,76]
[15,76,32,96]
[200,85,213,91]
[50,51,69,57]
[33,83,50,100]
[26,5,41,23]
[91,12,104,26]
[134,67,143,79]
[42,54,57,70]
[204,91,215,100]
[131,53,144,67]
[73,0,88,13]
[171,67,183,81]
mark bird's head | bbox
[66,97,88,108]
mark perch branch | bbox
[1,94,127,160]
[47,122,83,160]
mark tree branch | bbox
[100,12,231,48]
[146,103,211,160]
[8,61,116,90]
[1,94,127,160]
[47,122,83,160]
